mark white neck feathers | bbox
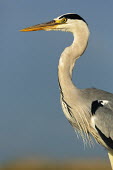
[58,22,89,94]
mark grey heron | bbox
[20,13,113,169]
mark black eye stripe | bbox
[59,14,87,25]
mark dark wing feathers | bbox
[91,100,113,149]
[95,125,113,149]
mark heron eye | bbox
[55,18,67,24]
[61,18,67,23]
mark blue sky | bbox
[0,0,113,163]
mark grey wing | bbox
[91,100,113,149]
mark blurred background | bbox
[0,0,113,169]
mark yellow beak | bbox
[20,20,60,32]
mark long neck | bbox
[58,27,89,98]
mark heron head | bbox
[20,13,88,33]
